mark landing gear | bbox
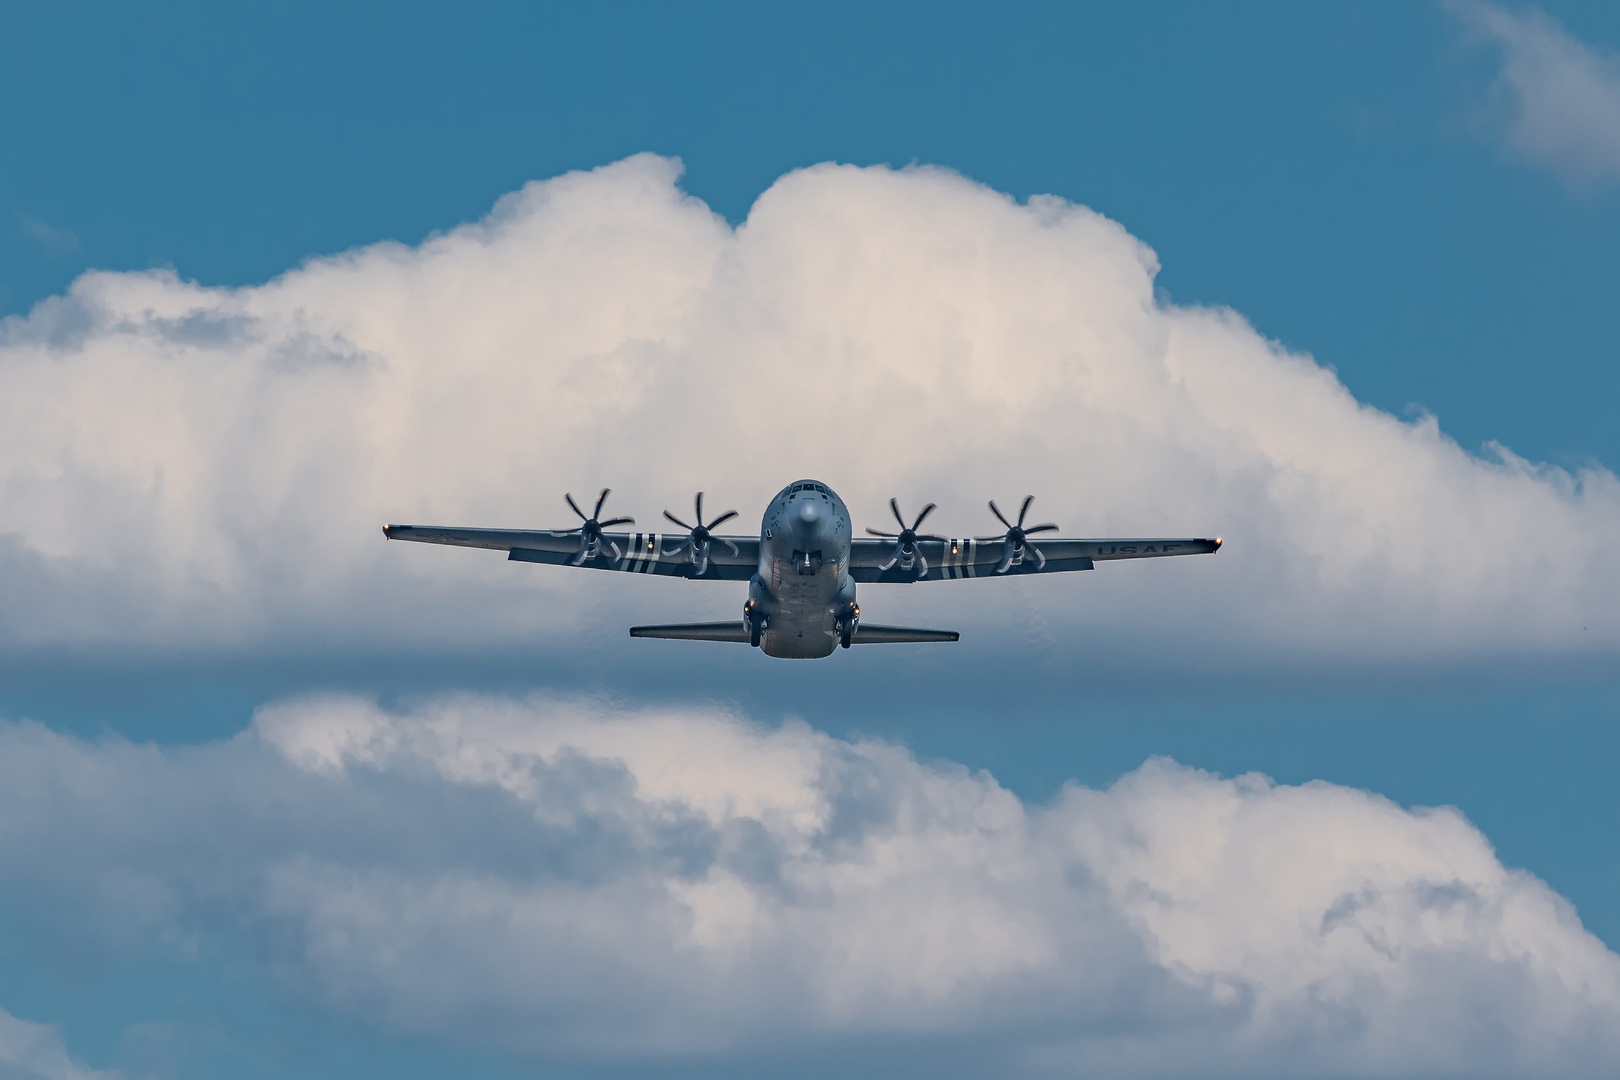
[744,600,767,648]
[836,604,860,649]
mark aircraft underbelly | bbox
[761,560,841,659]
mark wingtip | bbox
[1213,537,1223,550]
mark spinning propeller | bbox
[551,489,634,565]
[661,492,740,576]
[979,495,1058,573]
[867,498,945,575]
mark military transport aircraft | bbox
[383,481,1221,659]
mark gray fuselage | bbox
[747,479,858,658]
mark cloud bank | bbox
[1456,1,1620,184]
[0,695,1614,1076]
[0,153,1616,665]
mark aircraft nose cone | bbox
[791,499,824,542]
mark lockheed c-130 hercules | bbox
[383,481,1221,659]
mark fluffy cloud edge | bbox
[0,694,1615,1076]
[1,151,1617,667]
[0,1007,115,1080]
[1453,0,1620,183]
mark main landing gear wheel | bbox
[837,604,859,649]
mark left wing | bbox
[382,525,760,580]
[847,536,1221,583]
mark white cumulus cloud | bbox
[0,154,1615,665]
[0,695,1614,1076]
[1455,1,1620,183]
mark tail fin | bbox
[629,622,750,643]
[628,622,958,645]
[851,624,959,643]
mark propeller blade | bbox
[867,527,899,537]
[719,538,741,557]
[659,492,736,571]
[1017,495,1034,527]
[565,493,587,520]
[597,516,634,528]
[916,554,929,577]
[594,488,611,518]
[995,537,1016,574]
[878,554,899,571]
[1024,523,1058,535]
[890,498,906,528]
[989,500,1012,529]
[1029,545,1046,571]
[911,503,937,531]
[605,539,622,560]
[549,528,580,537]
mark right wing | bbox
[382,525,759,581]
[847,535,1221,582]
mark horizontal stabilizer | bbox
[851,624,959,644]
[629,622,751,643]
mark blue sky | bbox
[2,3,1620,1078]
[5,1,1619,469]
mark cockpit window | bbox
[790,484,803,493]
